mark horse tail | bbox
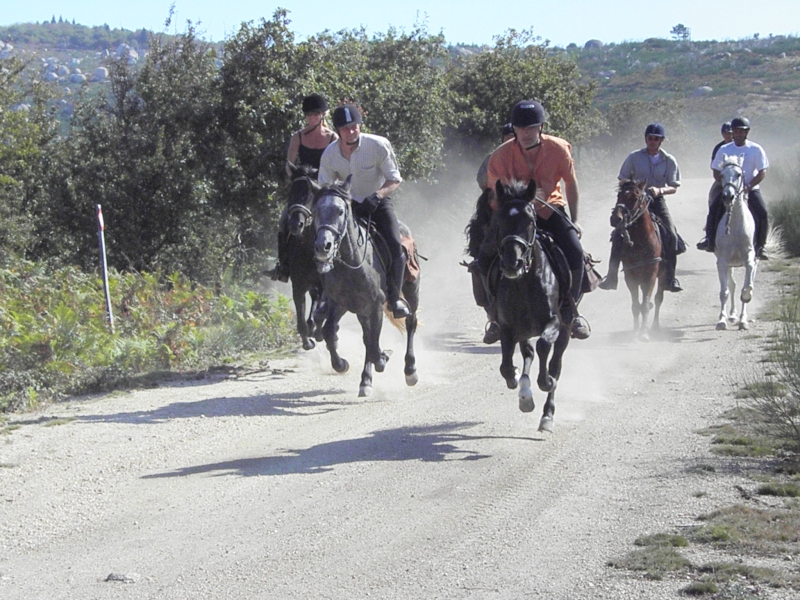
[765,225,787,259]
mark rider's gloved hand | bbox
[363,192,381,214]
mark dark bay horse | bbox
[610,179,666,338]
[493,180,570,432]
[283,162,326,350]
[312,177,420,397]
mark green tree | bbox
[0,56,59,259]
[449,30,599,154]
[670,24,691,41]
[40,27,226,281]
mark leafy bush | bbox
[0,259,295,413]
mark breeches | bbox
[537,210,584,272]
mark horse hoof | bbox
[716,321,727,331]
[506,378,518,390]
[359,385,372,397]
[739,320,749,331]
[333,359,349,374]
[537,375,556,393]
[519,390,535,413]
[538,416,554,433]
[302,339,316,351]
[405,371,419,386]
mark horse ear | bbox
[525,180,537,202]
[343,174,352,191]
[636,180,647,192]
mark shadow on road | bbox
[141,422,540,478]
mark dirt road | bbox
[1,177,791,599]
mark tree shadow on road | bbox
[69,388,352,425]
[141,422,536,478]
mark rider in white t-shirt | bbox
[697,116,770,259]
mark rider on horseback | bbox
[696,117,770,260]
[599,123,684,293]
[318,104,411,319]
[478,99,591,342]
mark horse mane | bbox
[618,178,644,194]
[317,180,352,201]
[496,179,535,206]
[719,154,743,169]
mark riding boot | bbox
[665,255,683,292]
[755,212,769,259]
[388,255,411,319]
[599,254,620,290]
[569,268,591,340]
[270,233,290,282]
[599,236,622,290]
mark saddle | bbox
[649,211,687,256]
[355,216,421,283]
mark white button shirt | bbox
[318,133,402,202]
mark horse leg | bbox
[306,285,321,343]
[538,326,570,433]
[357,310,388,397]
[499,327,518,390]
[716,260,730,330]
[535,317,561,393]
[652,279,665,332]
[727,267,738,325]
[322,305,349,373]
[518,340,535,413]
[402,280,420,386]
[739,257,758,330]
[293,284,314,351]
[626,278,641,333]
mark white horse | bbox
[714,154,757,331]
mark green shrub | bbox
[0,259,295,412]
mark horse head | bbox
[312,175,353,273]
[719,154,745,207]
[611,179,648,228]
[494,179,538,279]
[287,162,320,237]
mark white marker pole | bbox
[96,204,115,333]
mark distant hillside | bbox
[0,21,150,52]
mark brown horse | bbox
[610,180,666,338]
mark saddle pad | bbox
[402,236,420,282]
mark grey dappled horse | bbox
[493,180,570,433]
[714,155,757,331]
[312,177,420,397]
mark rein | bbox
[498,200,537,273]
[316,192,370,271]
[721,163,745,236]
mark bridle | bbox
[720,161,745,235]
[287,176,316,231]
[498,200,537,273]
[314,190,369,271]
[613,186,651,249]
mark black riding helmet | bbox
[332,104,363,129]
[645,123,666,138]
[302,93,328,115]
[510,100,547,128]
[731,116,750,130]
[501,122,514,137]
[721,121,732,134]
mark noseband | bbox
[498,201,537,272]
[288,176,316,227]
[315,191,368,270]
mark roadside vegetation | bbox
[2,16,800,415]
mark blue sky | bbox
[1,1,797,47]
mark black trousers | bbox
[706,189,768,250]
[353,197,405,301]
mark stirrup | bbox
[570,315,591,340]
[390,299,411,319]
[483,321,501,345]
